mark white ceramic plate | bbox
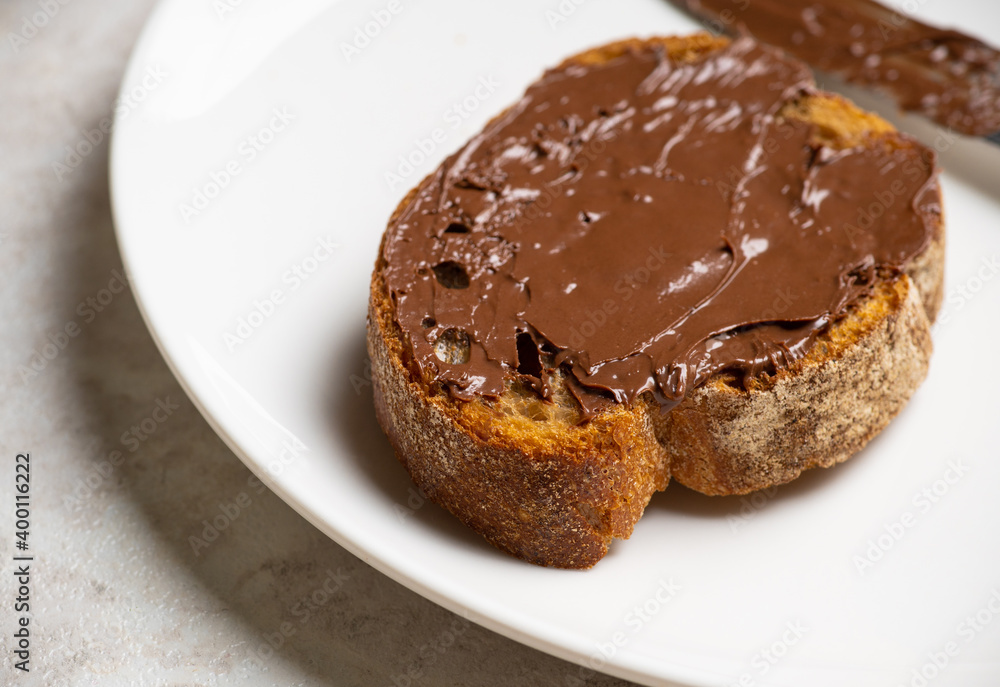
[111,1,1000,684]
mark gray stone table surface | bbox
[0,2,637,685]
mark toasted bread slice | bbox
[368,35,944,568]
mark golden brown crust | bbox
[661,275,933,495]
[370,264,668,568]
[367,34,945,568]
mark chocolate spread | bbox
[676,0,1000,137]
[381,38,940,419]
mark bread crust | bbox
[370,273,666,567]
[661,275,933,495]
[367,35,944,568]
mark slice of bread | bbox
[368,35,944,568]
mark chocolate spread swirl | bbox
[381,38,940,419]
[675,0,1000,136]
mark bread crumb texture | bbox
[368,34,943,568]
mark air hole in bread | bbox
[721,374,744,390]
[444,222,470,234]
[539,340,559,355]
[522,401,548,421]
[432,261,470,289]
[516,332,543,378]
[505,381,551,422]
[434,328,471,364]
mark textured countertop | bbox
[0,2,634,684]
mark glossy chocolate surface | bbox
[381,38,939,418]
